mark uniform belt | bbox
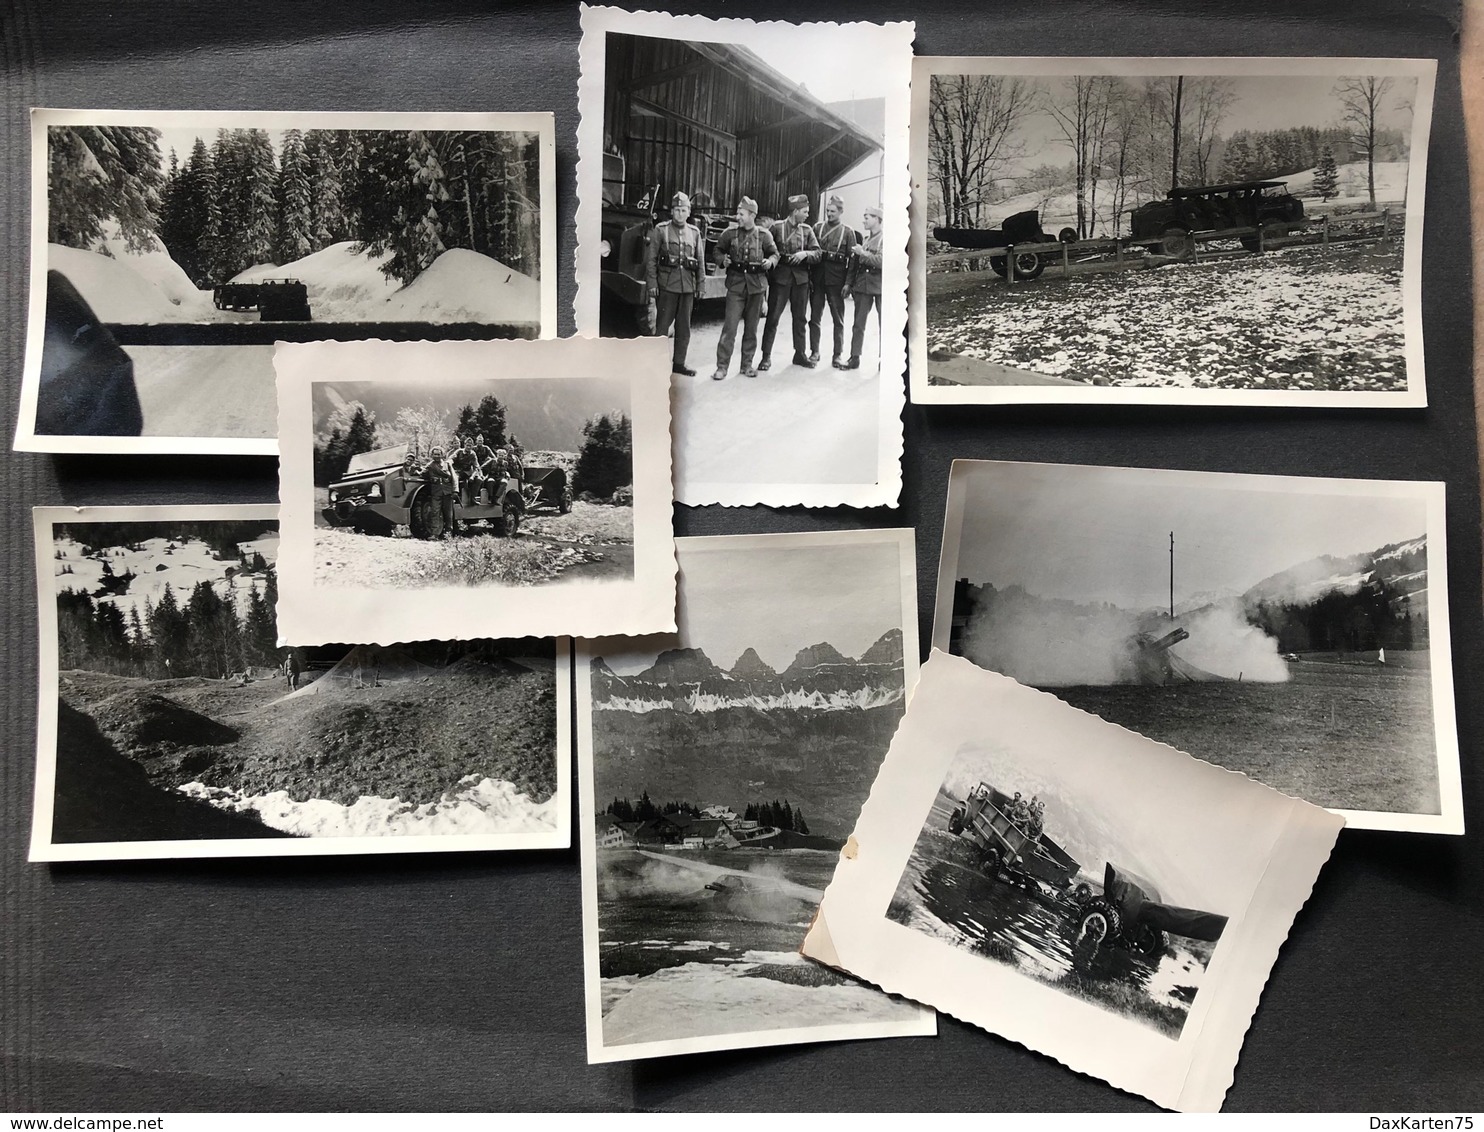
[732,263,767,274]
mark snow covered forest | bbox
[929,73,1411,238]
[48,125,542,290]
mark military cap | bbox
[670,190,691,209]
[864,204,884,220]
[737,196,759,214]
[827,194,845,210]
[787,193,809,210]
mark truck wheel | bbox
[1057,227,1079,244]
[989,256,1008,279]
[1072,882,1093,906]
[1129,922,1165,961]
[982,846,1002,875]
[409,493,444,541]
[495,493,523,538]
[1161,228,1192,259]
[1009,251,1044,281]
[1072,899,1122,974]
[948,807,965,835]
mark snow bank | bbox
[54,534,275,623]
[600,962,919,1045]
[49,243,212,323]
[232,242,400,320]
[382,248,540,324]
[1286,160,1408,207]
[597,684,904,715]
[180,774,559,837]
[99,227,213,311]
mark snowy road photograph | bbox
[909,58,1434,406]
[21,110,556,451]
[931,460,1461,833]
[29,505,572,861]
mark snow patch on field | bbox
[600,962,918,1045]
[54,534,277,623]
[597,685,904,714]
[50,243,214,323]
[382,248,539,323]
[930,245,1406,392]
[179,773,559,837]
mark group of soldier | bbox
[644,189,885,382]
[403,432,524,537]
[1008,791,1046,850]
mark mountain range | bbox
[1240,535,1428,613]
[591,629,905,715]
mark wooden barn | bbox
[602,33,883,219]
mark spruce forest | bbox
[48,125,542,289]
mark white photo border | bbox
[929,459,1462,835]
[575,528,934,1064]
[274,335,679,646]
[574,5,913,509]
[802,650,1345,1112]
[30,503,574,861]
[17,108,560,456]
[907,56,1436,409]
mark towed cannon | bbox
[932,209,1078,281]
[1070,861,1228,973]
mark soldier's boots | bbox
[793,353,816,369]
[845,356,861,370]
[742,363,759,378]
[832,355,845,369]
[757,356,772,371]
[675,365,697,377]
[711,368,728,381]
[808,351,821,364]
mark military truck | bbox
[599,179,731,332]
[947,781,1083,898]
[212,278,312,321]
[1129,180,1307,258]
[322,444,525,539]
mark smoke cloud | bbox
[960,586,1289,687]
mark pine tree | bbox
[1313,146,1340,201]
[343,406,377,465]
[795,811,809,836]
[275,129,314,264]
[456,403,479,439]
[303,129,351,249]
[573,412,633,499]
[474,395,507,448]
[47,125,167,252]
[240,129,279,267]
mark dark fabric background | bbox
[1,0,1479,1112]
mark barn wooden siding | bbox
[604,33,879,218]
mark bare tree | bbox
[928,74,1037,227]
[1044,76,1120,238]
[1186,77,1237,184]
[1334,76,1395,207]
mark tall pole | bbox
[1169,531,1175,620]
[1171,76,1184,192]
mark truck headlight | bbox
[368,483,382,499]
[328,489,338,502]
[600,239,612,259]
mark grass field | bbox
[1055,651,1439,814]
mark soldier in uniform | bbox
[472,432,498,505]
[644,190,704,376]
[759,193,821,371]
[711,196,779,382]
[450,434,480,507]
[844,204,885,370]
[809,194,859,369]
[419,444,458,537]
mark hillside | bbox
[1242,534,1428,610]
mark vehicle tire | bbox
[1129,922,1165,961]
[409,492,444,541]
[1072,882,1093,906]
[948,807,965,835]
[559,485,574,515]
[1075,900,1122,951]
[495,493,523,538]
[1057,227,1079,244]
[1009,250,1045,281]
[981,846,1002,875]
[1160,227,1192,259]
[988,256,1008,279]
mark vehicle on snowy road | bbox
[323,444,526,539]
[212,279,313,321]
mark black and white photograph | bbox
[18,109,557,454]
[909,58,1434,407]
[576,529,933,1062]
[275,336,678,645]
[30,505,572,861]
[802,650,1344,1112]
[575,5,912,507]
[931,460,1461,833]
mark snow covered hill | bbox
[49,242,215,323]
[54,532,278,624]
[1242,533,1428,609]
